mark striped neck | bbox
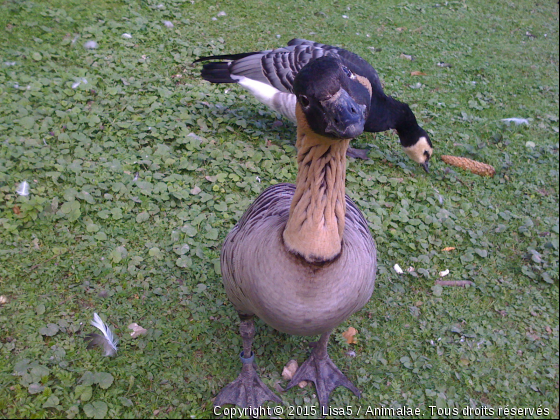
[283,104,349,263]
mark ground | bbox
[0,0,558,418]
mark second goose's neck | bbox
[283,105,349,263]
[366,95,417,141]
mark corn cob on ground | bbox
[440,155,496,177]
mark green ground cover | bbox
[0,0,558,418]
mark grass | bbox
[0,0,558,418]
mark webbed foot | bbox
[284,333,359,410]
[214,352,282,408]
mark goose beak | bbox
[323,89,367,139]
[421,162,430,173]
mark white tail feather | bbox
[91,313,118,354]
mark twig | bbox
[29,253,65,271]
[435,280,475,287]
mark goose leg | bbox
[214,316,282,408]
[285,331,360,410]
[346,147,370,160]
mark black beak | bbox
[322,89,367,139]
[421,162,430,173]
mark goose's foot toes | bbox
[346,147,369,160]
[285,351,360,410]
[214,353,282,409]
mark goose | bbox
[195,38,433,172]
[214,56,377,410]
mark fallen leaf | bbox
[13,206,20,215]
[298,380,308,388]
[342,327,358,344]
[400,53,414,61]
[281,359,298,381]
[190,186,201,195]
[128,323,147,338]
[435,280,475,287]
[442,247,456,252]
[411,71,427,76]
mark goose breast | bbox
[221,183,377,336]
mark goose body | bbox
[195,38,433,171]
[222,183,376,337]
[215,56,377,409]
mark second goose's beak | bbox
[322,89,367,139]
[421,162,430,173]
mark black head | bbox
[293,56,371,139]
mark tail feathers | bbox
[193,51,260,64]
[200,62,237,84]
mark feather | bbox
[16,181,29,196]
[501,117,529,125]
[85,313,118,357]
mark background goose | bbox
[215,56,377,409]
[195,38,433,172]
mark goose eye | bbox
[342,66,355,79]
[300,95,310,108]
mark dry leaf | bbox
[435,280,475,287]
[298,380,308,388]
[342,327,358,344]
[442,247,456,252]
[281,359,298,381]
[128,323,148,338]
[13,206,20,215]
[411,71,427,76]
[190,186,201,195]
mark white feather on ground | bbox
[85,312,119,356]
[16,181,29,196]
[501,117,529,125]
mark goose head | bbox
[293,56,371,140]
[401,127,433,173]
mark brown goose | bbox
[215,56,377,409]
